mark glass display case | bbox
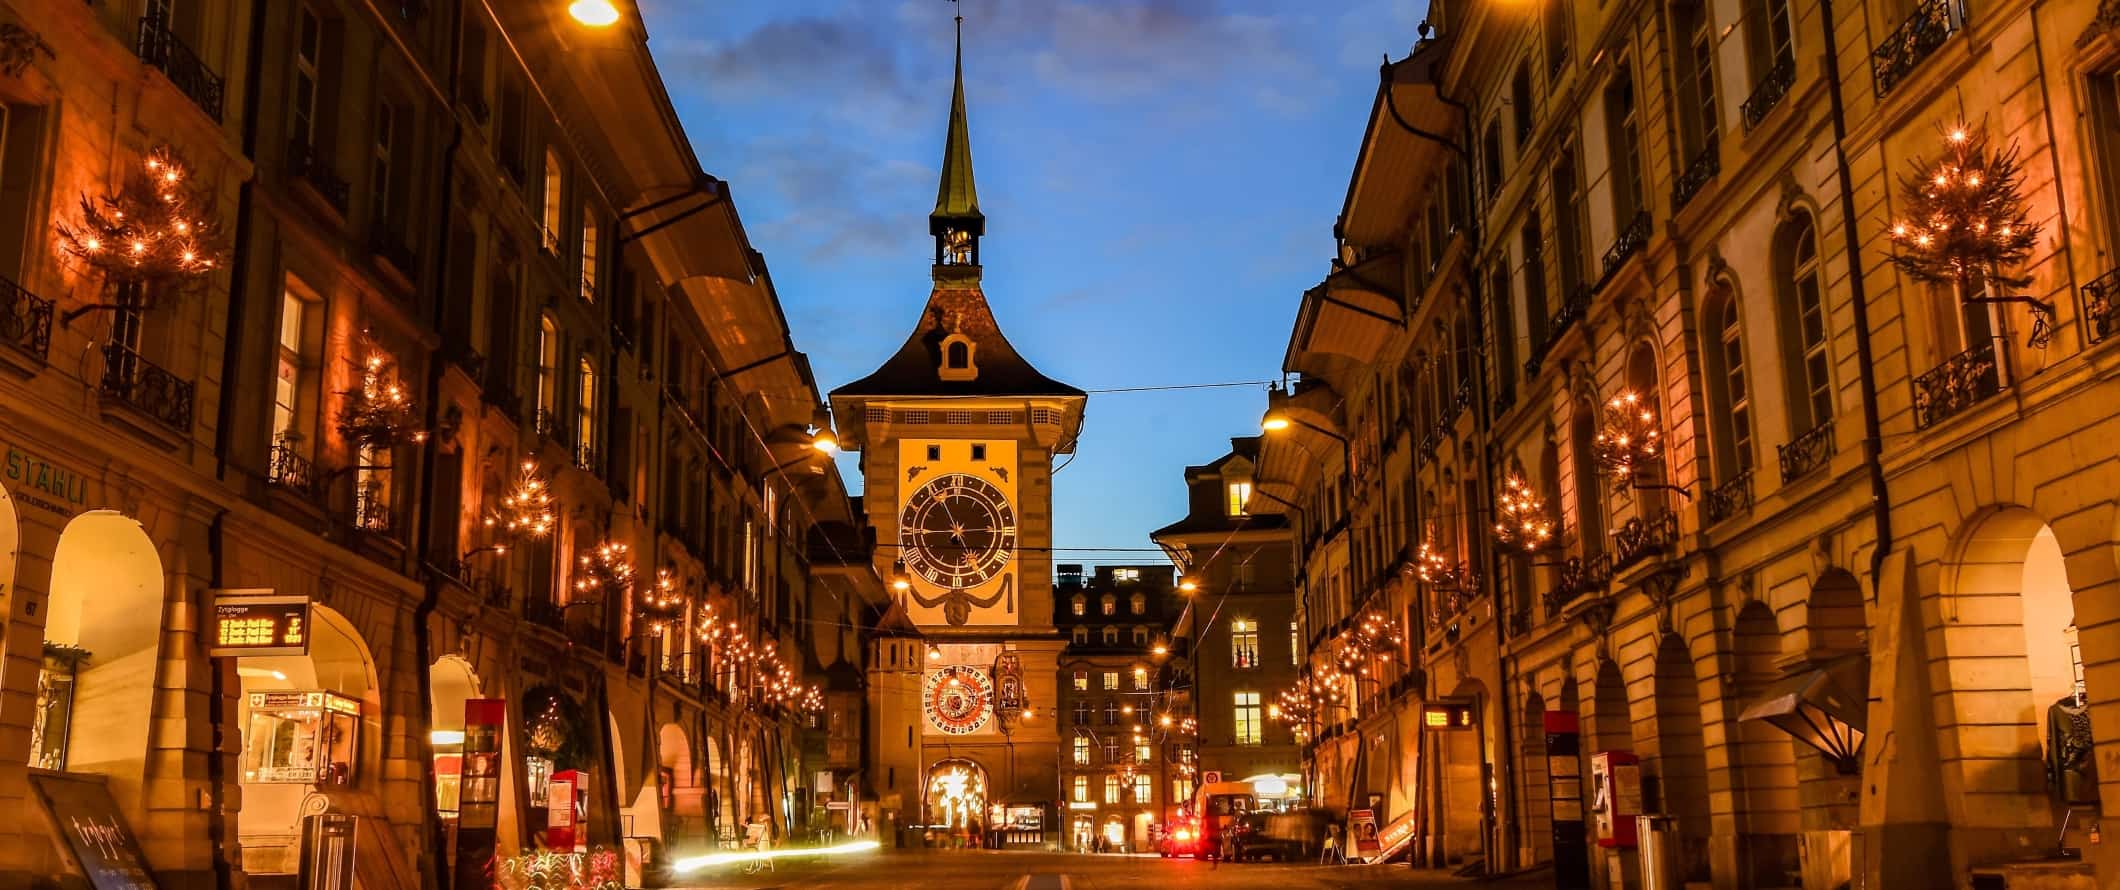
[244,691,360,786]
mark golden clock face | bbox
[900,472,1017,588]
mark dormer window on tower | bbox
[939,333,977,381]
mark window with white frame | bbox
[1234,691,1263,745]
[1232,619,1259,669]
[1073,736,1090,765]
[1227,480,1253,516]
[1073,671,1087,691]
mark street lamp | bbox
[568,0,621,27]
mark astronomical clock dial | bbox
[899,472,1017,588]
[923,666,994,734]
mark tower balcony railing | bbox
[267,442,324,499]
[99,342,194,433]
[1544,551,1611,616]
[1703,468,1753,525]
[1599,212,1651,288]
[1912,341,2002,430]
[1872,0,1962,99]
[0,274,52,362]
[136,13,223,121]
[1742,57,1795,131]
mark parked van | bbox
[1188,782,1256,859]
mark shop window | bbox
[244,691,360,786]
[30,644,86,769]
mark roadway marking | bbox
[1019,875,1068,890]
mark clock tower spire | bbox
[931,4,983,275]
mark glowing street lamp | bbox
[568,0,620,27]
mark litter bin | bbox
[1636,815,1675,890]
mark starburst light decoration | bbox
[484,460,555,547]
[1493,470,1556,552]
[1593,390,1662,486]
[1887,122,2051,346]
[638,568,686,637]
[574,540,635,602]
[57,146,224,303]
[336,345,425,450]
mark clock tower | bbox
[832,10,1084,836]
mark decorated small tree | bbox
[56,146,223,314]
[1887,122,2052,347]
[336,346,425,451]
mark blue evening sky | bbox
[640,0,1427,566]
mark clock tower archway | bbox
[833,12,1082,841]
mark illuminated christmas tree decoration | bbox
[487,460,556,543]
[1493,470,1556,552]
[336,341,425,450]
[1594,390,1663,485]
[56,145,224,307]
[1887,121,2053,347]
[574,540,635,601]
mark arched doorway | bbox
[428,656,481,864]
[1731,600,1799,887]
[1518,691,1552,866]
[1943,510,2094,822]
[1650,634,1711,883]
[1796,570,1866,889]
[923,759,988,832]
[234,604,379,877]
[1587,659,1631,889]
[34,511,166,780]
[658,722,701,845]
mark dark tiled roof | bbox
[832,282,1082,398]
[1151,511,1288,539]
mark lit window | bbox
[1132,774,1152,803]
[1130,593,1146,615]
[1132,667,1148,690]
[1072,671,1088,691]
[579,210,599,302]
[536,315,559,418]
[1101,596,1116,616]
[1290,621,1301,666]
[1232,619,1259,669]
[1235,691,1263,746]
[1136,742,1152,763]
[1102,671,1119,691]
[273,290,309,443]
[541,150,563,252]
[1072,595,1086,616]
[1104,776,1120,804]
[1073,775,1088,802]
[1227,481,1253,516]
[1073,737,1090,765]
[575,355,597,463]
[1173,777,1195,803]
[1114,568,1140,582]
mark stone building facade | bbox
[0,2,879,889]
[1261,0,2120,887]
[1051,564,1187,851]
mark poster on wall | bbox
[28,771,160,890]
[1347,809,1381,861]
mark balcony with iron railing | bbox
[1672,137,1720,211]
[287,140,350,215]
[1872,0,1962,99]
[369,223,418,280]
[1703,468,1753,525]
[1742,57,1795,132]
[1526,285,1590,376]
[1777,420,1836,483]
[0,274,52,363]
[533,408,565,443]
[267,441,324,500]
[1600,212,1651,288]
[1912,341,2002,430]
[99,342,193,433]
[1544,550,1612,616]
[2084,268,2120,345]
[351,478,393,534]
[1610,513,1679,573]
[135,13,222,121]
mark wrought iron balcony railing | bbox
[533,408,565,442]
[1912,341,2002,430]
[1703,468,1753,525]
[369,224,417,277]
[1544,551,1612,615]
[1612,513,1680,572]
[2084,267,2120,345]
[287,140,350,214]
[100,342,194,433]
[0,274,52,361]
[267,442,324,499]
[1741,57,1795,132]
[136,13,223,121]
[1777,419,1836,483]
[573,442,601,475]
[1600,212,1651,288]
[1672,137,1720,211]
[1872,0,1962,99]
[1526,284,1591,376]
[352,479,393,533]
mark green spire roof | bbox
[930,17,982,233]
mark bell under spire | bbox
[931,6,983,273]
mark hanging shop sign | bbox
[28,771,159,890]
[210,590,311,657]
[1420,701,1476,731]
